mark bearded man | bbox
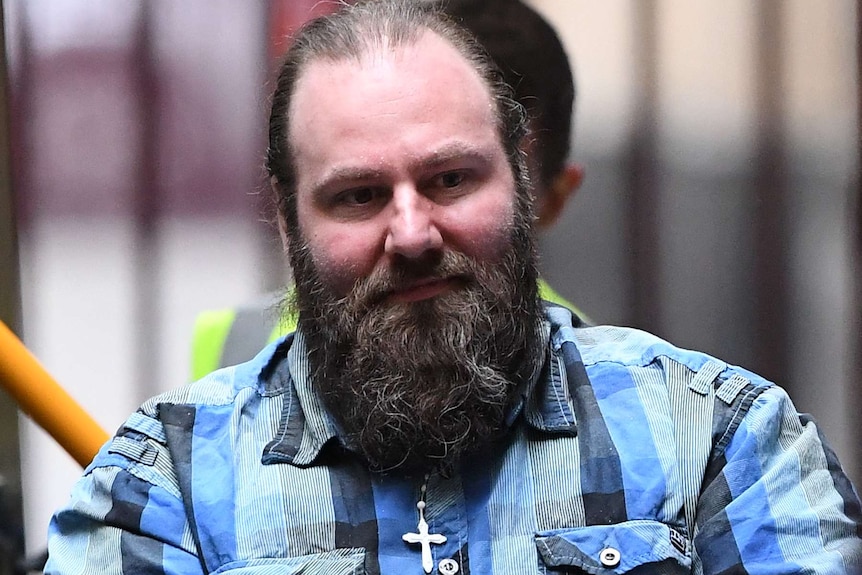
[47,1,862,574]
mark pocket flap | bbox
[535,520,690,574]
[211,548,365,574]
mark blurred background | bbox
[0,0,859,570]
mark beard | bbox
[285,196,545,472]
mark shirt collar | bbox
[512,305,584,435]
[260,330,340,467]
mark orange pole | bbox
[0,320,108,467]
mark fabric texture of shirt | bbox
[46,304,862,574]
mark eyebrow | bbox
[312,166,386,194]
[418,141,497,171]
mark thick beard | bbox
[287,198,544,472]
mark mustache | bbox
[344,250,478,310]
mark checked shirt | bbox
[46,305,862,574]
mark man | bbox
[189,0,585,381]
[47,2,862,574]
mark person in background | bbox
[47,1,862,573]
[189,0,586,381]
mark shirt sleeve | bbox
[44,433,205,575]
[694,384,862,573]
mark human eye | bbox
[434,170,466,189]
[339,186,379,206]
[326,185,388,218]
[425,170,476,201]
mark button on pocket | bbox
[535,520,691,573]
[438,558,459,575]
[599,547,621,567]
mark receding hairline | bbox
[288,23,491,97]
[291,26,470,83]
[285,27,503,160]
[285,2,453,69]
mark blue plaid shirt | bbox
[47,305,862,574]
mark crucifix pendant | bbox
[402,500,446,574]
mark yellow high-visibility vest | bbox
[190,280,588,381]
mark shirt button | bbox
[438,558,459,575]
[599,547,621,568]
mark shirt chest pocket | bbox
[210,548,366,574]
[535,520,691,574]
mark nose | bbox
[384,185,443,259]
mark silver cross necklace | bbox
[402,477,446,574]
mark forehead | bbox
[293,29,495,108]
[286,31,501,177]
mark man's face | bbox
[287,31,517,298]
[282,31,543,471]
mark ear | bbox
[536,163,584,229]
[271,176,291,252]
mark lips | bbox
[387,277,459,303]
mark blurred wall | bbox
[6,0,274,554]
[533,0,860,481]
[0,2,25,570]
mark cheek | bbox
[449,195,516,260]
[304,225,380,296]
